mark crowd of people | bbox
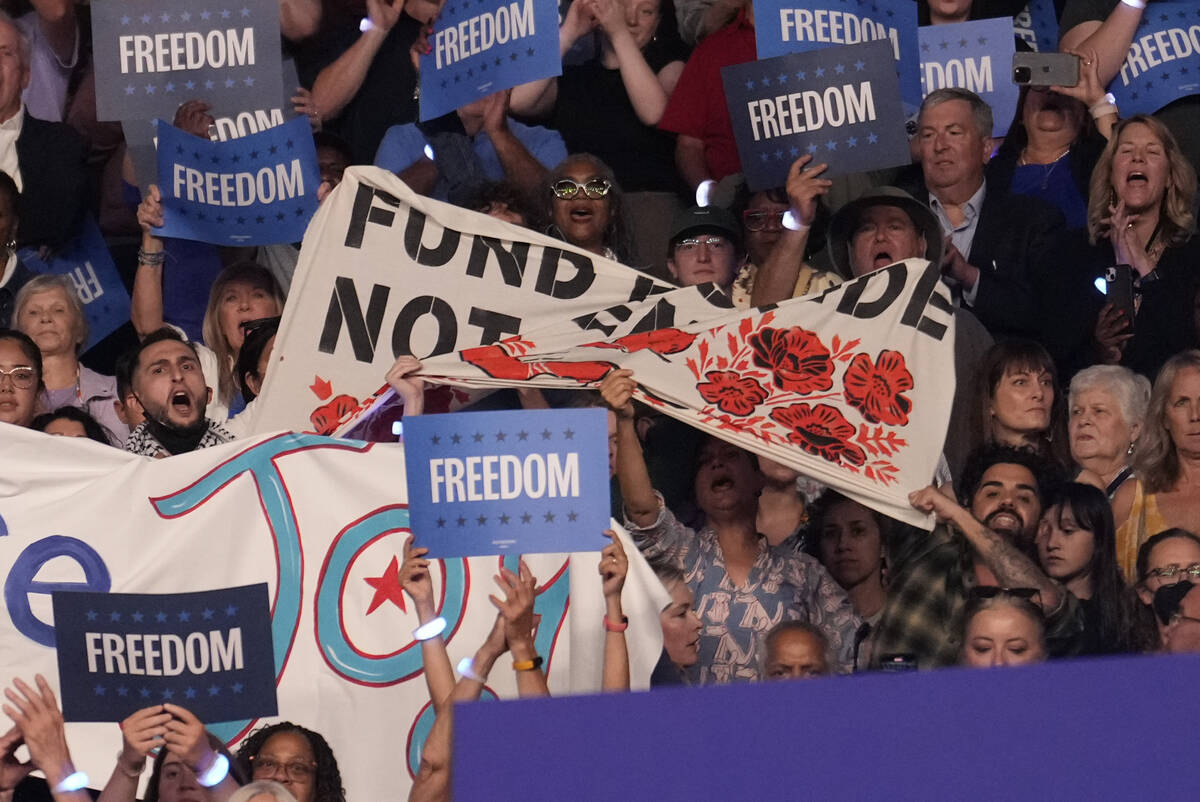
[3,0,1200,799]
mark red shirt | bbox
[658,9,757,181]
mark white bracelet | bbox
[196,753,229,788]
[1090,93,1118,119]
[782,210,810,232]
[413,616,447,641]
[1120,0,1145,9]
[457,656,486,683]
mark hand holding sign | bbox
[491,561,538,652]
[400,534,437,618]
[785,154,832,228]
[119,705,172,768]
[162,704,226,781]
[599,368,636,420]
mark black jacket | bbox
[15,111,87,249]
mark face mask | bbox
[133,393,208,455]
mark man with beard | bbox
[123,329,232,458]
[868,445,1082,668]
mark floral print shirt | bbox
[628,498,861,683]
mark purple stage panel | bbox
[454,653,1200,800]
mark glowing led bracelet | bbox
[782,210,810,232]
[197,754,229,788]
[457,656,486,682]
[423,143,436,161]
[1119,0,1145,9]
[695,179,716,207]
[413,616,448,641]
[359,17,375,32]
[55,771,89,793]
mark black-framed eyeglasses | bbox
[1144,564,1200,584]
[249,754,317,781]
[1169,611,1200,627]
[551,178,611,200]
[0,366,37,390]
[742,209,786,232]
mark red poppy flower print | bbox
[843,350,915,426]
[769,403,866,467]
[749,327,833,394]
[696,370,768,416]
[310,394,361,435]
[585,327,698,355]
[460,344,536,380]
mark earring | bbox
[1127,441,1135,455]
[4,238,14,251]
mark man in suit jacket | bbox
[906,88,1065,341]
[0,12,86,250]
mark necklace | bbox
[1018,146,1071,191]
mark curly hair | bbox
[1086,114,1197,247]
[235,722,346,802]
[958,443,1063,511]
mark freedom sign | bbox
[755,0,921,115]
[52,584,277,724]
[155,115,319,246]
[18,218,132,351]
[722,40,911,190]
[919,18,1019,137]
[1108,3,1200,115]
[419,259,957,529]
[1014,0,1060,53]
[0,428,669,799]
[91,0,284,122]
[418,0,561,120]
[250,166,680,436]
[404,409,611,558]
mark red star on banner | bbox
[363,556,408,615]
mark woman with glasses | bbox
[1116,351,1200,580]
[1134,529,1200,648]
[0,328,41,428]
[547,155,634,261]
[1036,482,1148,654]
[235,722,345,802]
[958,587,1049,668]
[12,275,128,445]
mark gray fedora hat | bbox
[827,186,945,278]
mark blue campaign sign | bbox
[403,408,611,558]
[18,218,131,351]
[52,584,277,724]
[418,0,561,121]
[90,0,284,123]
[722,39,911,190]
[1108,4,1200,115]
[155,115,319,246]
[1014,0,1059,53]
[919,18,1019,136]
[755,0,921,115]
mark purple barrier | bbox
[455,654,1200,800]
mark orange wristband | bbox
[604,615,629,632]
[512,655,543,671]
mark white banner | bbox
[253,166,681,435]
[418,260,957,528]
[0,427,666,799]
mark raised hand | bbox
[599,369,636,420]
[400,534,436,616]
[599,530,629,600]
[489,560,539,653]
[784,154,832,228]
[118,705,172,770]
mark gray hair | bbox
[919,87,993,139]
[1068,365,1151,432]
[228,781,299,802]
[761,619,833,677]
[0,11,32,72]
[12,274,89,353]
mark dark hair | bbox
[144,731,246,802]
[0,327,42,388]
[958,443,1062,510]
[0,169,18,214]
[236,316,280,403]
[114,347,137,401]
[804,490,891,559]
[546,153,634,262]
[32,406,112,444]
[463,180,543,230]
[236,722,346,802]
[1042,483,1131,651]
[970,340,1068,466]
[128,327,199,378]
[1134,528,1200,585]
[312,131,353,165]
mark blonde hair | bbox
[200,263,283,405]
[1087,115,1197,246]
[1135,350,1200,493]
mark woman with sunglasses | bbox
[547,155,634,261]
[958,586,1049,668]
[0,328,41,428]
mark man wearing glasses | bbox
[1158,581,1200,654]
[665,206,743,292]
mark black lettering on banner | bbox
[836,262,905,319]
[572,304,634,337]
[391,295,458,358]
[344,185,400,249]
[627,298,678,334]
[465,236,530,287]
[535,248,596,299]
[318,277,391,361]
[404,210,462,266]
[900,263,951,341]
[626,274,671,303]
[697,282,735,309]
[468,307,523,343]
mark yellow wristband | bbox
[512,655,543,671]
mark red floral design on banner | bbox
[585,327,698,355]
[310,394,361,435]
[749,326,833,394]
[696,370,768,416]
[843,350,915,426]
[769,403,866,467]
